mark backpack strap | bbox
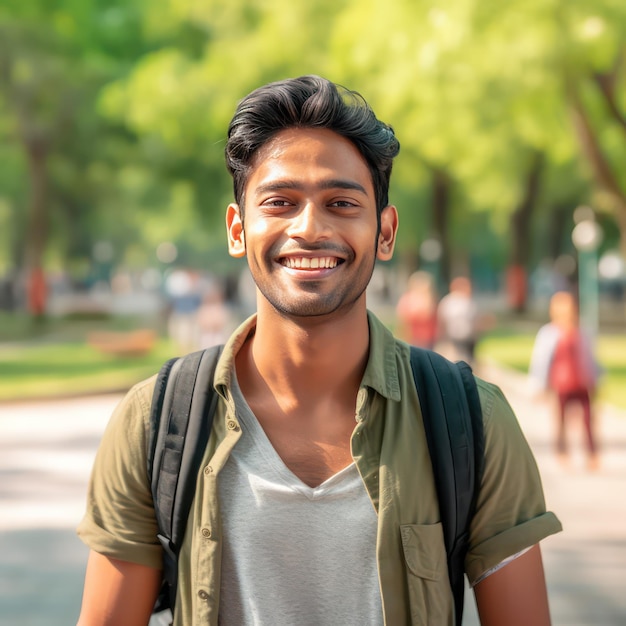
[147,344,223,612]
[409,346,484,625]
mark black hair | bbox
[225,75,400,217]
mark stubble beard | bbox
[252,258,376,320]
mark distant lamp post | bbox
[571,207,603,338]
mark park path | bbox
[0,394,118,625]
[1,363,626,625]
[463,362,626,625]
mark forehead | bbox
[246,127,374,194]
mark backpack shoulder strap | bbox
[147,344,223,612]
[409,346,484,624]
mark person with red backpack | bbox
[530,291,601,470]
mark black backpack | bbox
[147,345,484,624]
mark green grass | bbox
[0,340,178,401]
[0,312,175,401]
[478,330,626,410]
[1,313,625,410]
[0,311,161,343]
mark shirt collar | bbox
[213,314,257,398]
[213,311,401,402]
[362,310,401,401]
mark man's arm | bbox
[77,550,162,626]
[474,544,552,626]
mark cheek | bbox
[352,223,380,250]
[244,220,286,261]
[244,220,273,246]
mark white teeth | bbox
[283,257,338,269]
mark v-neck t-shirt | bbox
[217,376,383,626]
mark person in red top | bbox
[395,270,438,349]
[530,291,601,469]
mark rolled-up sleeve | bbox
[77,377,162,569]
[465,380,562,585]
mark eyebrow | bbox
[254,179,368,195]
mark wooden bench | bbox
[87,329,157,357]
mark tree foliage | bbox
[1,0,625,307]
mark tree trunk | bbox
[506,151,544,312]
[22,137,50,316]
[592,49,626,138]
[593,72,626,136]
[431,168,451,288]
[567,76,626,255]
[547,203,572,260]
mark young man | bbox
[77,75,561,626]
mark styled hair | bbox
[225,75,400,216]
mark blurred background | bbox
[1,0,625,624]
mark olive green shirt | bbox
[78,312,561,625]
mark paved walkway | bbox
[463,362,626,625]
[1,364,625,625]
[0,394,119,626]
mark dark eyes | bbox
[262,199,357,207]
[259,197,361,213]
[329,200,357,208]
[265,199,291,207]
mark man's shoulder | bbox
[473,376,505,416]
[132,373,159,395]
[110,374,159,431]
[130,373,158,404]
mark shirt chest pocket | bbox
[400,523,453,625]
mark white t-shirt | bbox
[217,379,383,626]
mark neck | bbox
[238,302,370,402]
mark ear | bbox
[377,205,398,261]
[226,203,246,258]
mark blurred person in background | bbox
[437,276,480,364]
[164,268,203,353]
[529,290,601,470]
[197,280,233,349]
[395,270,439,349]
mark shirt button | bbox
[204,465,213,475]
[202,527,211,538]
[198,590,209,601]
[227,419,239,431]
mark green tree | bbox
[4,0,624,317]
[0,1,152,311]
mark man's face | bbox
[227,127,397,320]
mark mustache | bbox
[271,241,353,259]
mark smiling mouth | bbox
[280,256,341,269]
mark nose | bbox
[285,202,331,241]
